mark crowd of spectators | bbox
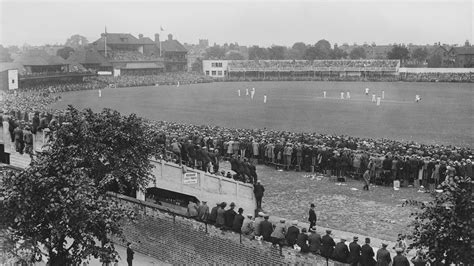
[97,72,213,87]
[401,72,473,82]
[228,60,400,72]
[107,50,162,61]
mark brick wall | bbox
[109,193,344,265]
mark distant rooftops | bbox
[14,49,67,66]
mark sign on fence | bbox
[183,172,198,185]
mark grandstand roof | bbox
[67,47,111,66]
[161,39,187,53]
[124,62,164,69]
[0,62,26,74]
[139,37,155,45]
[450,46,474,55]
[13,49,67,66]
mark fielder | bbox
[372,93,376,102]
[264,95,267,103]
[98,88,102,98]
[346,91,351,99]
[246,88,249,96]
[323,91,327,98]
[365,88,369,95]
[238,89,241,97]
[340,91,344,99]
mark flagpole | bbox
[104,26,107,57]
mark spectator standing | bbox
[13,124,24,154]
[232,208,245,233]
[224,202,237,229]
[333,237,350,263]
[348,236,361,266]
[321,230,336,259]
[187,200,198,219]
[253,180,265,210]
[126,242,134,266]
[376,243,391,266]
[393,248,410,266]
[23,126,34,158]
[308,227,322,255]
[410,249,427,266]
[215,202,227,227]
[197,201,209,222]
[285,220,300,247]
[259,215,273,242]
[308,203,317,229]
[360,238,376,266]
[363,169,371,190]
[208,203,220,224]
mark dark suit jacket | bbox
[348,241,362,264]
[308,208,317,223]
[285,226,300,246]
[360,243,375,266]
[259,220,273,241]
[321,235,336,258]
[333,242,350,263]
[308,232,322,253]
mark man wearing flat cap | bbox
[333,237,350,263]
[308,227,322,255]
[253,212,265,237]
[285,220,300,247]
[360,238,375,266]
[348,236,361,266]
[376,243,391,266]
[392,248,409,266]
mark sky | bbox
[0,0,472,47]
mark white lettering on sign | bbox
[183,172,198,184]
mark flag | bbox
[160,26,165,31]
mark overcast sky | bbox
[0,0,472,47]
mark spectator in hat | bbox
[286,220,300,247]
[361,238,376,266]
[241,214,255,237]
[392,248,410,266]
[253,211,265,237]
[348,236,361,266]
[410,249,427,266]
[232,208,245,233]
[334,237,350,263]
[259,215,274,242]
[376,243,391,266]
[321,230,336,259]
[13,123,24,154]
[23,126,34,157]
[308,203,317,230]
[207,202,220,224]
[215,202,227,227]
[295,228,310,253]
[224,202,237,229]
[308,227,322,254]
[270,218,287,247]
[253,180,265,210]
[197,201,209,222]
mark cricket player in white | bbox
[340,91,344,99]
[365,88,369,95]
[98,88,102,98]
[238,89,241,97]
[382,91,385,99]
[264,95,267,103]
[346,91,351,99]
[377,97,381,106]
[246,88,249,96]
[372,93,376,102]
[251,89,255,99]
[323,91,327,98]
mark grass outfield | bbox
[50,81,474,148]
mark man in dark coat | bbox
[392,248,410,266]
[126,242,134,266]
[253,181,265,210]
[296,228,309,253]
[207,203,220,224]
[348,236,362,266]
[308,203,317,229]
[259,215,273,242]
[360,238,376,266]
[232,208,245,233]
[285,220,300,247]
[321,230,336,259]
[224,202,237,229]
[308,227,322,254]
[376,243,391,266]
[333,238,350,263]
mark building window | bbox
[217,71,222,76]
[211,71,216,75]
[206,71,210,75]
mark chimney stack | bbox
[139,34,143,39]
[168,34,173,41]
[155,33,160,44]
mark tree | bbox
[248,45,269,60]
[331,46,347,59]
[267,45,287,60]
[411,48,428,64]
[204,45,225,59]
[304,39,332,60]
[0,106,161,265]
[407,176,472,264]
[64,34,89,48]
[0,45,13,62]
[387,45,410,64]
[349,47,367,59]
[191,57,203,72]
[427,54,442,67]
[56,46,75,60]
[224,51,245,60]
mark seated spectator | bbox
[295,228,310,253]
[286,220,300,247]
[241,214,254,237]
[259,215,273,242]
[270,218,287,247]
[308,227,322,254]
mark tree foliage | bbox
[56,46,75,60]
[427,54,442,68]
[205,45,226,59]
[408,176,472,264]
[0,45,13,62]
[304,39,332,60]
[224,51,245,60]
[387,45,410,62]
[64,34,89,48]
[0,106,161,265]
[248,45,269,60]
[411,47,428,63]
[349,47,367,59]
[267,45,287,60]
